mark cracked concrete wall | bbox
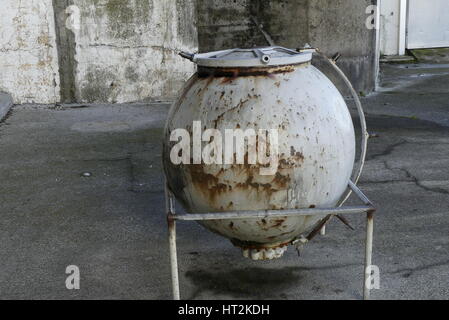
[197,0,377,94]
[0,0,61,104]
[61,0,198,103]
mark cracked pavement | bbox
[0,62,448,299]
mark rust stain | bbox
[230,238,291,250]
[205,75,215,86]
[267,231,293,240]
[235,174,279,196]
[272,172,290,188]
[198,64,297,79]
[185,143,300,208]
[212,98,249,129]
[187,164,233,203]
[278,147,304,169]
[189,164,217,186]
[256,218,286,231]
[272,219,285,228]
[210,183,228,194]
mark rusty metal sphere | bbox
[163,47,356,260]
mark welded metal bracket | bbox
[165,180,375,300]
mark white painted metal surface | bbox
[407,0,449,49]
[163,47,356,260]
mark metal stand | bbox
[166,180,375,300]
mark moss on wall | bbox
[90,0,153,39]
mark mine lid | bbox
[188,46,314,68]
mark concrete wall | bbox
[1,0,378,103]
[1,0,197,104]
[56,0,198,103]
[197,0,377,94]
[379,0,401,55]
[0,0,61,104]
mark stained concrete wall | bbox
[56,0,198,103]
[0,0,61,104]
[1,0,377,103]
[197,0,377,94]
[1,0,197,104]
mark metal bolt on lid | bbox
[179,46,315,68]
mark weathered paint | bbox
[163,60,356,259]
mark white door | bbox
[407,0,449,49]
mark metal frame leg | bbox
[166,185,180,300]
[363,211,374,300]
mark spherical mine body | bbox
[163,48,355,260]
